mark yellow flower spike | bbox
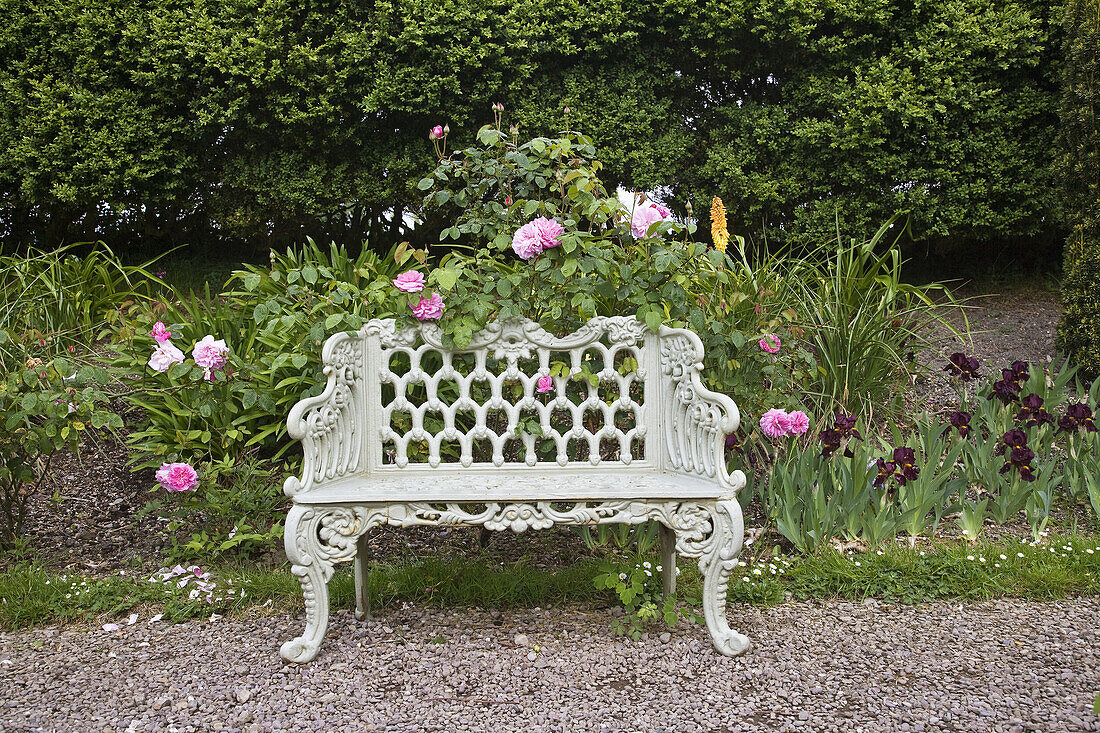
[710,197,729,252]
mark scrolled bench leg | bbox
[280,506,333,664]
[696,499,752,657]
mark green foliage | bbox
[0,244,160,368]
[0,1,1061,259]
[789,217,960,415]
[593,558,698,639]
[0,357,120,550]
[110,240,412,468]
[749,357,1100,551]
[135,455,286,563]
[1057,0,1100,378]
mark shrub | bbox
[1057,0,1100,379]
[0,357,120,551]
[111,239,415,468]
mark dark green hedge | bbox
[0,0,1063,258]
[1057,0,1100,378]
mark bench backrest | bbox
[365,315,662,473]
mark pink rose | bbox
[537,375,553,394]
[431,125,444,139]
[192,335,229,370]
[758,334,781,354]
[151,321,172,343]
[411,293,444,321]
[156,462,198,492]
[631,205,666,239]
[511,217,564,260]
[148,341,185,373]
[786,410,810,435]
[655,203,671,218]
[532,217,564,250]
[392,271,426,292]
[759,408,791,438]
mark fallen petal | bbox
[102,623,120,632]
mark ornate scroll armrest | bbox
[659,326,747,496]
[283,332,363,498]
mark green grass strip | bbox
[2,535,1099,631]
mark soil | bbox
[6,287,1072,574]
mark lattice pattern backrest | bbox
[362,316,658,470]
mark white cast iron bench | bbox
[279,315,750,663]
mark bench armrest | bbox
[659,327,747,496]
[283,332,363,497]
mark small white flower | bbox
[876,550,884,556]
[742,576,750,583]
[967,555,975,561]
[738,561,746,567]
[642,562,651,569]
[753,568,762,575]
[919,551,926,556]
[618,573,626,581]
[644,570,652,577]
[674,567,681,576]
[1017,552,1025,558]
[1088,549,1095,555]
[656,565,663,572]
[999,554,1007,560]
[854,561,862,566]
[994,563,1001,568]
[979,557,986,563]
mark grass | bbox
[3,535,1100,632]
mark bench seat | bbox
[295,470,731,504]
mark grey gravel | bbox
[2,598,1099,732]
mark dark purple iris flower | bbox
[942,410,972,439]
[819,412,863,457]
[944,352,981,381]
[892,446,920,484]
[1016,393,1055,428]
[989,378,1021,405]
[725,432,743,452]
[834,412,862,440]
[1058,402,1098,433]
[988,360,1030,406]
[994,428,1029,457]
[873,458,897,488]
[999,445,1036,482]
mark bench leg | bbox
[659,523,677,599]
[354,533,371,621]
[280,506,333,664]
[698,499,752,657]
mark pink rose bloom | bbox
[411,293,444,321]
[151,321,172,343]
[431,125,444,139]
[148,341,185,372]
[758,334,781,353]
[156,462,198,492]
[192,335,229,370]
[511,217,564,260]
[786,410,810,435]
[392,270,426,292]
[631,205,666,239]
[655,203,671,218]
[537,375,553,393]
[759,408,791,438]
[532,217,564,250]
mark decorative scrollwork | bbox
[280,498,750,663]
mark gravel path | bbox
[3,599,1098,732]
